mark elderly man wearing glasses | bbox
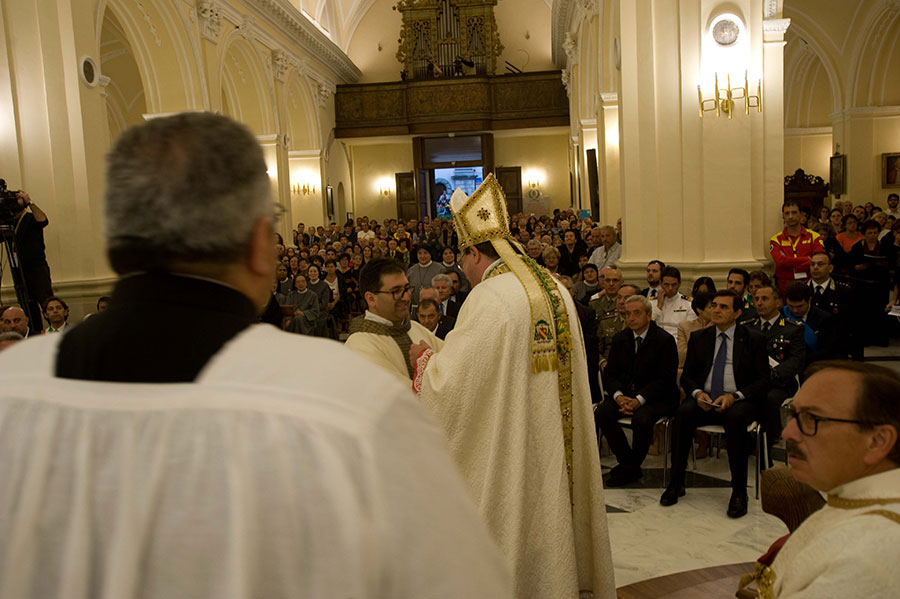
[346,258,443,382]
[755,361,900,598]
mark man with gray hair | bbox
[431,272,458,318]
[596,294,678,486]
[0,113,510,598]
[588,225,621,270]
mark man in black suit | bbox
[416,298,455,340]
[432,273,461,318]
[808,251,859,360]
[749,284,805,464]
[639,260,665,299]
[446,270,468,306]
[783,281,840,366]
[661,290,769,518]
[596,294,678,486]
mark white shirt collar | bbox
[364,310,395,327]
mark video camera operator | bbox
[2,185,53,335]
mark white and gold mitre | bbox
[448,173,511,251]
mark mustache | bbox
[785,439,807,460]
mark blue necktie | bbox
[439,303,445,315]
[710,332,728,399]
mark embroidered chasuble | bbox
[745,468,900,599]
[345,312,443,382]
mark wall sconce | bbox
[291,182,316,195]
[376,177,393,197]
[697,71,761,119]
[523,169,543,191]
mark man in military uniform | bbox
[599,284,638,365]
[807,251,859,360]
[750,284,806,465]
[590,266,623,321]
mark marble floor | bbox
[603,340,900,589]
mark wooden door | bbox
[396,171,418,221]
[494,166,522,215]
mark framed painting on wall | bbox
[830,154,846,197]
[883,153,900,188]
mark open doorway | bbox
[432,166,483,218]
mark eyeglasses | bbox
[373,284,413,300]
[783,403,874,437]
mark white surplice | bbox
[417,268,616,599]
[770,468,900,598]
[0,325,510,599]
[345,312,444,382]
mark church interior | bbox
[2,0,900,594]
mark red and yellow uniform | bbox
[769,227,824,295]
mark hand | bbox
[713,394,735,412]
[696,391,714,411]
[619,396,640,415]
[409,341,431,363]
[294,309,304,316]
[16,190,30,208]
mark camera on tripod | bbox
[0,179,24,225]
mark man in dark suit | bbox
[596,294,678,486]
[661,290,769,518]
[808,251,859,360]
[416,299,455,340]
[446,270,468,306]
[783,281,840,366]
[639,260,665,299]
[749,284,805,464]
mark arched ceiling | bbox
[293,0,554,83]
[784,0,900,114]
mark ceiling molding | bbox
[244,0,361,83]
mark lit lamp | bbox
[291,181,316,195]
[376,177,393,197]
[697,13,762,119]
[697,71,761,119]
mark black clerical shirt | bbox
[56,272,258,382]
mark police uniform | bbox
[809,278,860,360]
[737,295,758,326]
[749,314,805,462]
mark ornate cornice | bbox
[244,0,360,83]
[552,0,598,68]
[763,18,791,35]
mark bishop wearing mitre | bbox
[410,174,616,599]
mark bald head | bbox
[1,307,28,337]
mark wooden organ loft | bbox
[394,0,504,80]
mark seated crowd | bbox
[2,197,898,522]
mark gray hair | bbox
[105,112,272,273]
[625,294,652,314]
[0,332,23,342]
[431,273,452,286]
[526,239,542,250]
